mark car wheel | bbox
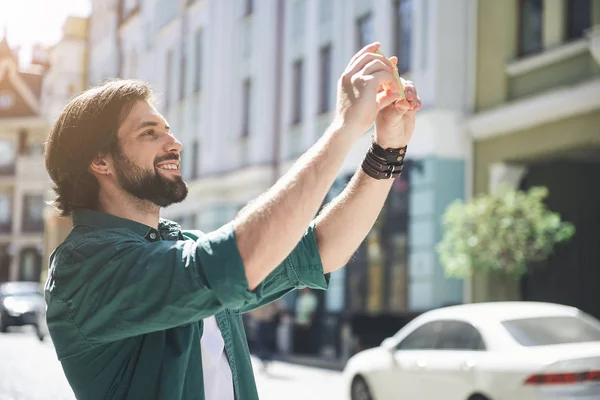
[0,314,7,333]
[468,394,491,400]
[351,375,373,400]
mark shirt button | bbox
[149,232,157,240]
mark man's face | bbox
[112,100,188,207]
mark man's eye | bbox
[142,130,155,137]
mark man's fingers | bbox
[369,70,402,94]
[377,91,403,111]
[347,42,381,68]
[346,52,396,79]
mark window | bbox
[397,321,442,350]
[394,0,412,73]
[0,140,15,174]
[518,0,543,57]
[241,78,252,138]
[502,315,600,347]
[19,248,40,282]
[244,0,253,16]
[436,321,486,351]
[191,140,199,179]
[22,195,44,232]
[18,130,28,155]
[565,0,591,41]
[165,50,173,110]
[318,44,332,114]
[0,195,10,233]
[356,13,374,50]
[291,60,304,125]
[179,54,186,101]
[194,30,203,92]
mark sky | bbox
[0,0,91,64]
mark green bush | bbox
[436,186,575,279]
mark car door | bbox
[372,321,443,400]
[414,320,488,400]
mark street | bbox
[0,328,344,400]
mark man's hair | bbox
[44,79,154,217]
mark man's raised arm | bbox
[233,42,403,290]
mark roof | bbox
[0,36,13,60]
[422,301,580,323]
[20,71,43,98]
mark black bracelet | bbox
[361,141,407,180]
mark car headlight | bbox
[3,298,30,316]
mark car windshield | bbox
[502,314,600,347]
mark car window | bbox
[397,321,442,350]
[502,314,600,347]
[436,320,486,351]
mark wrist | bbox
[373,136,408,149]
[360,139,407,180]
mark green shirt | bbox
[45,209,329,400]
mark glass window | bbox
[0,141,15,168]
[318,44,332,114]
[565,0,591,41]
[22,195,44,232]
[291,59,304,125]
[241,78,252,137]
[194,29,203,92]
[436,321,486,351]
[394,0,412,73]
[179,55,186,101]
[398,321,442,350]
[518,0,543,57]
[244,0,253,16]
[356,13,374,50]
[165,50,173,110]
[502,315,600,347]
[0,195,10,224]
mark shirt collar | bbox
[71,209,182,240]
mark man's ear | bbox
[89,154,111,177]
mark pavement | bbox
[0,328,345,400]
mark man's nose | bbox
[164,135,183,154]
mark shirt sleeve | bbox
[237,221,330,313]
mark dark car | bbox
[0,281,48,341]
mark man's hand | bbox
[374,57,422,149]
[333,42,403,137]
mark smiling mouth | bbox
[155,162,180,172]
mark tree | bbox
[436,186,575,279]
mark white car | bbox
[342,302,600,400]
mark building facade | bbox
[0,36,49,283]
[466,0,600,319]
[81,0,474,357]
[41,16,90,285]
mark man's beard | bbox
[112,150,188,208]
